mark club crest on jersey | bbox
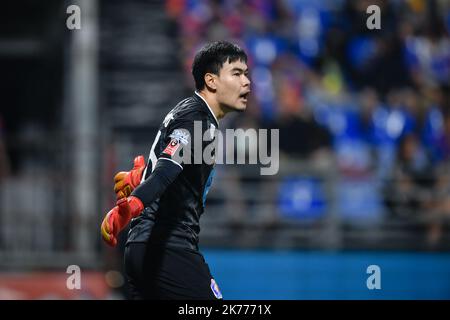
[210,279,222,299]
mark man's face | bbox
[214,59,251,112]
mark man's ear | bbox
[204,73,217,91]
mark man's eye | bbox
[234,73,240,76]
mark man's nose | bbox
[243,75,251,87]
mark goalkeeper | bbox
[100,41,251,299]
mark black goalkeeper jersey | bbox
[126,92,219,250]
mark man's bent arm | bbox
[131,158,182,207]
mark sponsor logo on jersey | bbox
[163,139,180,156]
[163,129,190,157]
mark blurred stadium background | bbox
[0,0,449,299]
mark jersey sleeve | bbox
[158,118,199,169]
[131,156,182,208]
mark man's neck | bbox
[196,90,225,121]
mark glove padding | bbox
[100,196,144,247]
[114,155,146,199]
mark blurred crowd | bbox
[166,0,450,247]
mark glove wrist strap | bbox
[127,196,144,218]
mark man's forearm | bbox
[131,158,182,207]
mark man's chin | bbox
[225,103,247,113]
[232,106,246,113]
[235,101,248,111]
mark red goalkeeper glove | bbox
[100,196,144,247]
[114,155,146,199]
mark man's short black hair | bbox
[192,41,248,91]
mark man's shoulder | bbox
[167,95,209,124]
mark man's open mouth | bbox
[239,92,250,100]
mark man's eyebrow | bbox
[231,67,249,73]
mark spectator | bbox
[384,133,435,219]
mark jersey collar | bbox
[194,91,219,127]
